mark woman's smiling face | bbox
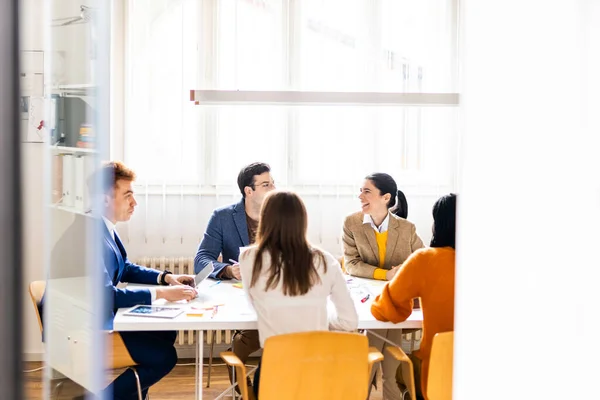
[358,179,390,216]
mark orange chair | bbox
[221,331,383,400]
[388,331,454,400]
[28,281,145,400]
[427,332,453,400]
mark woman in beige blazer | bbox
[342,172,424,400]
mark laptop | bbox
[193,261,215,288]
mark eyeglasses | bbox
[249,181,275,190]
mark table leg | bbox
[196,330,204,400]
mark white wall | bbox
[456,0,600,398]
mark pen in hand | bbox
[228,259,242,280]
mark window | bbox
[126,0,199,184]
[125,0,458,191]
[214,106,287,184]
[299,0,372,92]
[217,0,284,90]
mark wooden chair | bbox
[221,331,384,400]
[28,281,144,400]
[29,281,45,334]
[388,331,454,400]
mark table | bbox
[113,277,423,400]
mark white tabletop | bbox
[113,277,423,332]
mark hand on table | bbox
[386,266,400,281]
[165,274,195,287]
[156,285,197,302]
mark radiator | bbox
[134,257,233,347]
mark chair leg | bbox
[129,366,143,400]
[207,331,215,388]
[51,379,64,400]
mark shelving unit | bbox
[51,145,96,154]
[55,83,96,90]
[50,203,93,217]
[53,83,96,97]
[44,3,104,392]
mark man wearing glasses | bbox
[194,162,275,391]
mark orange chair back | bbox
[427,331,454,400]
[259,331,370,400]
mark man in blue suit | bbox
[194,162,275,390]
[98,161,198,399]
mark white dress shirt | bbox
[363,212,390,233]
[102,216,117,241]
[239,246,358,348]
[102,216,158,302]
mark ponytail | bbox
[391,190,408,219]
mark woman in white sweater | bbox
[239,190,358,398]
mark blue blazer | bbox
[38,220,162,334]
[102,222,161,329]
[194,199,250,279]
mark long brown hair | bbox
[249,191,326,296]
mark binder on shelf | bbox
[76,123,95,148]
[74,156,85,212]
[74,155,96,213]
[82,156,95,213]
[61,154,74,207]
[51,154,63,204]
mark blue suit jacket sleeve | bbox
[104,267,152,310]
[194,210,230,278]
[102,234,160,317]
[121,259,161,285]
